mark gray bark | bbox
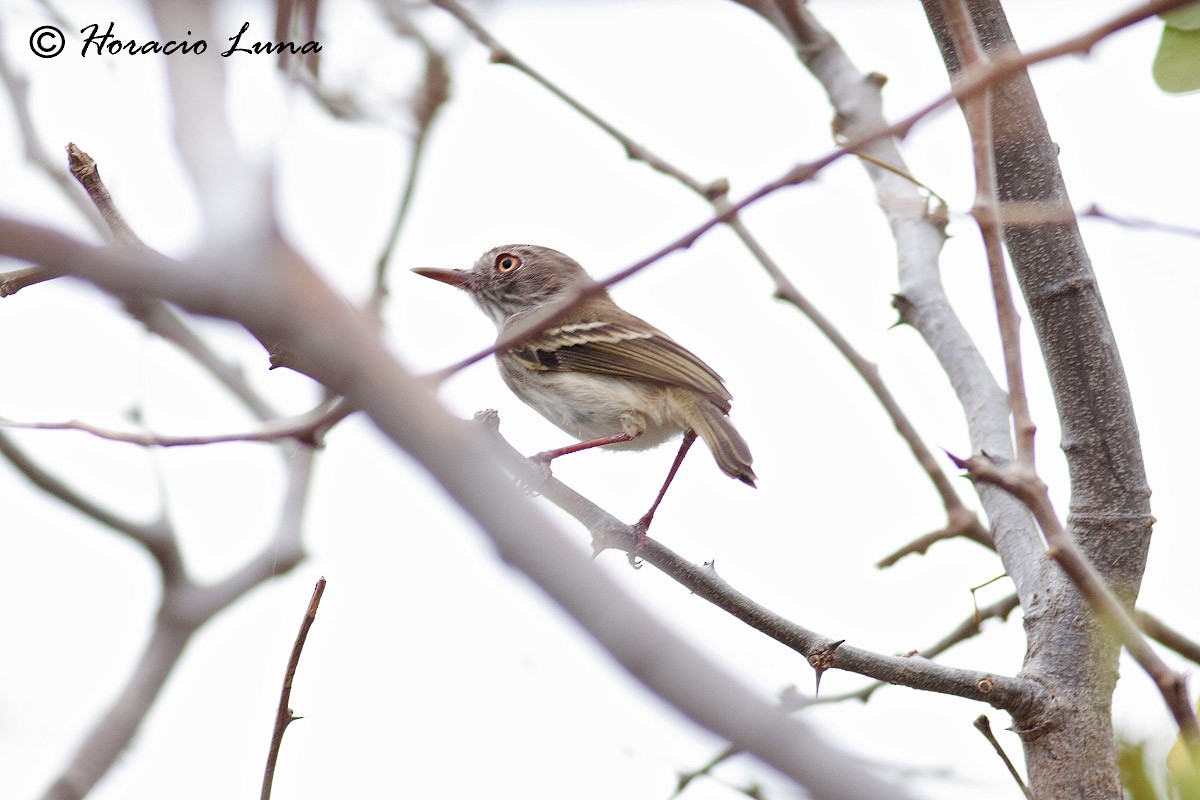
[918,2,1154,797]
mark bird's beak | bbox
[412,267,477,291]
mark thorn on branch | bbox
[890,294,915,327]
[808,639,846,696]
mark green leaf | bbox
[1153,24,1200,94]
[1161,1,1200,31]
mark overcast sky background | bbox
[1,0,1198,798]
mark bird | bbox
[413,244,754,536]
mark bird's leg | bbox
[531,412,646,476]
[532,431,636,464]
[633,430,697,542]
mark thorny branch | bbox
[261,577,327,800]
[478,410,1048,721]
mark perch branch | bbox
[478,410,1047,720]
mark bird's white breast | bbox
[499,366,688,451]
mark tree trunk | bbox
[919,2,1154,797]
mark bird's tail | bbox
[688,401,756,487]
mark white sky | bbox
[1,0,1198,798]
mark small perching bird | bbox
[413,244,754,535]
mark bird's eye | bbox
[495,253,521,273]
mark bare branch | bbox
[261,577,327,800]
[876,513,994,568]
[42,609,191,800]
[674,590,1023,790]
[940,0,1036,466]
[922,0,1188,781]
[738,2,1046,587]
[0,431,185,579]
[974,715,1034,800]
[0,400,346,449]
[0,16,106,235]
[478,410,1048,720]
[369,6,451,312]
[1137,611,1200,668]
[1082,204,1200,239]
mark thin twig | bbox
[261,577,327,800]
[1137,611,1200,668]
[876,513,993,567]
[985,199,1200,236]
[0,430,185,579]
[792,591,1023,708]
[1081,204,1200,239]
[973,715,1034,800]
[369,7,450,314]
[941,0,1037,467]
[0,400,347,449]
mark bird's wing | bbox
[505,315,732,411]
